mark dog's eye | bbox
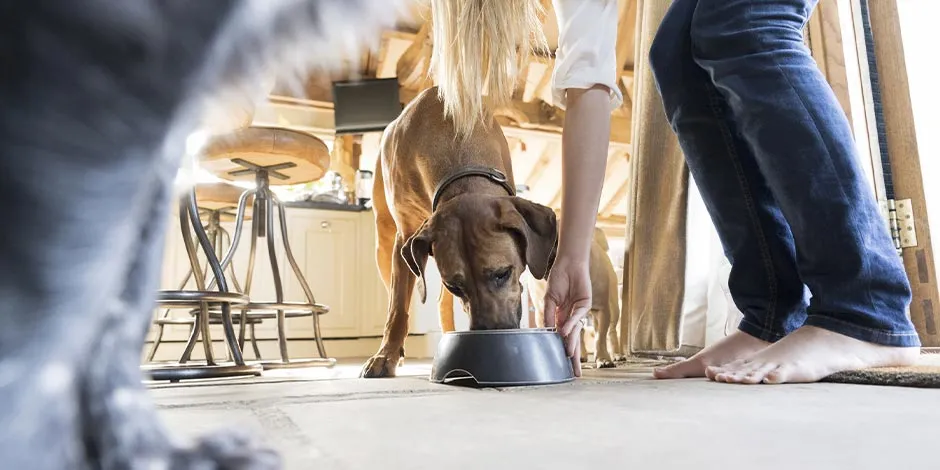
[490,268,512,287]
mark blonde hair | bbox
[430,0,547,139]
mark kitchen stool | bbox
[199,126,335,370]
[147,182,256,362]
[143,187,262,382]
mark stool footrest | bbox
[156,290,249,308]
[153,318,197,326]
[154,317,264,325]
[200,301,330,316]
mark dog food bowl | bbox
[429,328,574,387]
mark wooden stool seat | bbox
[200,127,331,186]
[195,182,253,222]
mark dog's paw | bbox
[360,353,399,378]
[596,358,616,369]
[171,431,281,470]
[613,354,628,362]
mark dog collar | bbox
[431,166,516,212]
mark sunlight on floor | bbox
[145,359,434,391]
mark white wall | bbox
[680,178,743,349]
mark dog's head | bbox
[402,194,557,330]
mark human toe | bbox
[739,362,780,384]
[652,358,706,379]
[709,359,754,383]
[706,358,744,381]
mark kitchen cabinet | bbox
[280,209,360,338]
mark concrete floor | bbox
[151,359,938,470]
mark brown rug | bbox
[822,365,940,388]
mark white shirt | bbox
[551,0,623,111]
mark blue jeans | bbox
[648,0,921,347]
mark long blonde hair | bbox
[430,0,547,139]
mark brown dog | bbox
[360,87,559,378]
[525,227,624,368]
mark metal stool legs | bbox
[143,189,262,381]
[221,170,335,369]
[146,209,247,363]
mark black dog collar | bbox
[431,166,516,212]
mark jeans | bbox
[648,0,921,347]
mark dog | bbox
[525,227,625,368]
[360,87,559,378]
[1,1,406,468]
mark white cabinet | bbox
[281,209,360,338]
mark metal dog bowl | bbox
[429,328,574,387]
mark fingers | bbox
[543,296,557,329]
[571,346,582,377]
[561,307,589,338]
[567,316,585,377]
[563,310,587,357]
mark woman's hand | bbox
[543,256,592,377]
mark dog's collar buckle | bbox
[431,166,515,212]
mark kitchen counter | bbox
[283,200,372,212]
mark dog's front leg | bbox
[608,290,626,362]
[438,287,456,333]
[593,309,616,369]
[360,235,416,378]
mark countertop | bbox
[283,200,371,212]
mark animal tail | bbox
[429,0,547,139]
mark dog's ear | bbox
[401,220,433,303]
[500,197,558,280]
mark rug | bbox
[822,365,940,388]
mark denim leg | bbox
[689,0,920,347]
[649,0,808,342]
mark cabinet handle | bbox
[320,221,331,230]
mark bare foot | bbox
[652,331,769,379]
[707,325,921,384]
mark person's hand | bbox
[542,256,592,377]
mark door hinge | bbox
[887,198,917,254]
[895,199,918,248]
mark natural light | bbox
[898,0,940,282]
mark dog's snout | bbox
[470,319,520,331]
[467,295,523,330]
[468,308,521,330]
